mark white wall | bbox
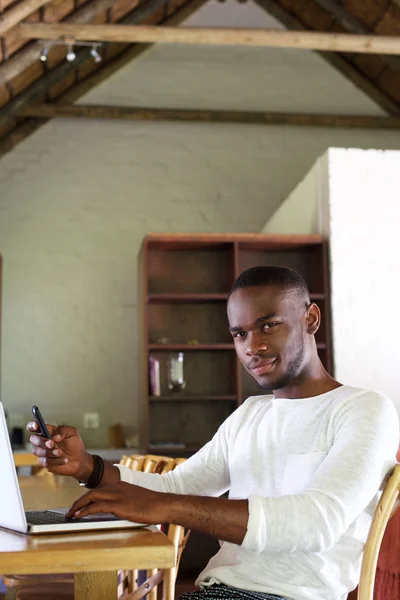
[262,159,325,235]
[1,0,400,446]
[264,147,400,414]
[327,148,400,414]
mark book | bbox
[148,356,161,396]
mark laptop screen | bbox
[0,402,28,533]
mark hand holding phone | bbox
[27,411,94,479]
[31,405,51,439]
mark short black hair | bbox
[230,266,310,303]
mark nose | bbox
[245,333,268,357]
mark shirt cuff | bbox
[241,495,267,554]
[114,463,134,483]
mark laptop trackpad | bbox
[52,508,119,521]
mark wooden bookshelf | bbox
[139,233,332,453]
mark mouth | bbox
[249,358,277,376]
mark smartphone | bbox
[31,405,51,439]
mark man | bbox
[28,266,399,600]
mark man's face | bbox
[227,285,312,392]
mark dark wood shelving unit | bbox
[139,233,332,454]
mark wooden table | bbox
[0,476,175,600]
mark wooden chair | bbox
[7,454,189,600]
[119,454,189,600]
[347,463,400,600]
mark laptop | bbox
[0,402,149,534]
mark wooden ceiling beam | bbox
[18,103,400,129]
[16,22,400,55]
[0,0,53,37]
[58,0,210,105]
[253,0,400,115]
[0,0,115,85]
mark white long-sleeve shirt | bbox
[116,386,399,600]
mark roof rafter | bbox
[253,0,400,115]
[0,0,53,37]
[312,0,400,70]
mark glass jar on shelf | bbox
[167,352,186,392]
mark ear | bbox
[306,303,320,335]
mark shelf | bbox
[148,293,228,303]
[149,343,235,351]
[150,395,237,402]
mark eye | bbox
[232,331,247,339]
[263,322,279,332]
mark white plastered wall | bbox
[264,147,400,415]
[0,0,400,445]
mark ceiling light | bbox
[40,46,49,62]
[90,46,102,63]
[66,45,76,62]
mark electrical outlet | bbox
[83,413,100,429]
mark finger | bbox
[72,501,114,519]
[30,435,63,454]
[37,456,68,468]
[30,434,51,448]
[31,446,64,458]
[29,433,58,449]
[66,488,118,518]
[66,490,98,518]
[26,421,38,432]
[26,422,57,437]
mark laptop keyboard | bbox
[25,510,72,525]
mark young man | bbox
[28,266,399,600]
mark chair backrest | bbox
[119,453,189,600]
[354,463,400,600]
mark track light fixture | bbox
[90,46,102,63]
[38,40,103,64]
[66,44,76,62]
[40,45,49,62]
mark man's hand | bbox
[66,482,168,524]
[66,482,249,546]
[27,421,93,480]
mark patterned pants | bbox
[178,584,288,600]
